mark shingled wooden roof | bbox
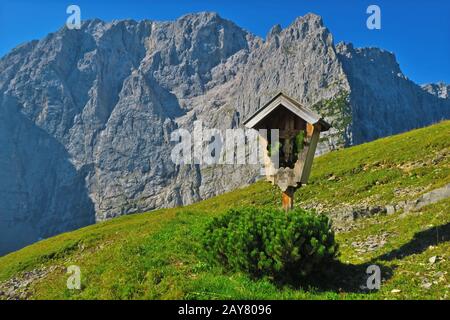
[243,92,330,131]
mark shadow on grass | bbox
[277,261,394,294]
[376,222,450,262]
[278,222,450,293]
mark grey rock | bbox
[422,82,450,99]
[421,282,432,289]
[395,183,450,215]
[0,265,61,300]
[429,256,438,264]
[386,205,396,215]
[1,12,449,255]
[311,183,450,232]
[411,184,450,211]
[351,232,390,253]
[336,42,450,144]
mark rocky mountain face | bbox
[336,43,449,144]
[0,12,449,255]
[422,83,450,99]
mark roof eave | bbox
[243,93,331,132]
[317,118,331,132]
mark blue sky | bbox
[0,0,448,84]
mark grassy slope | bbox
[0,121,449,300]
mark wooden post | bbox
[282,186,295,212]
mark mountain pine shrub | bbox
[202,207,338,281]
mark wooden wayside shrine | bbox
[244,92,330,211]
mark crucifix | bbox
[244,92,330,211]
